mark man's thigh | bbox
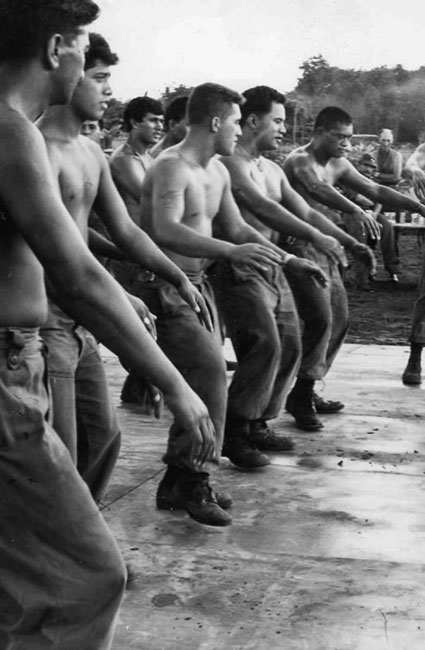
[41,324,80,458]
[0,334,125,649]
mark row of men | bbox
[2,2,425,647]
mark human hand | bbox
[285,257,329,287]
[229,243,283,271]
[352,208,381,241]
[177,278,213,332]
[127,294,157,339]
[166,388,216,469]
[314,233,348,268]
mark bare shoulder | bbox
[0,108,46,167]
[147,149,192,191]
[82,135,107,165]
[262,156,284,176]
[283,146,311,168]
[109,143,131,170]
[220,151,250,174]
[210,157,232,188]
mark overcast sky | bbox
[94,0,425,101]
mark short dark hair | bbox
[314,106,352,131]
[187,83,244,126]
[0,0,99,62]
[85,32,118,70]
[164,96,189,130]
[123,96,163,132]
[240,85,286,126]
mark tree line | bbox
[103,57,425,145]
[287,54,425,144]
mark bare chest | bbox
[58,158,99,215]
[184,166,223,222]
[249,160,282,201]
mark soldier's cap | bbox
[359,152,377,167]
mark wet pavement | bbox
[100,343,425,650]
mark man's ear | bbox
[130,118,141,130]
[45,34,63,70]
[246,113,258,129]
[211,116,221,133]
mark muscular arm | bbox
[95,151,200,285]
[88,228,125,260]
[287,154,363,216]
[222,156,325,241]
[405,144,425,202]
[216,169,329,285]
[286,155,382,238]
[340,163,425,215]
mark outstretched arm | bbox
[222,156,346,266]
[340,162,425,217]
[216,168,328,285]
[88,227,125,260]
[286,154,381,240]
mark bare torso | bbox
[141,147,227,273]
[44,135,102,237]
[0,112,49,327]
[284,145,346,215]
[223,153,283,245]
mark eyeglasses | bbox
[328,132,352,142]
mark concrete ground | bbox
[101,343,425,650]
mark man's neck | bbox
[127,131,151,155]
[0,62,54,122]
[38,105,82,140]
[179,128,216,168]
[236,133,263,160]
[309,138,332,166]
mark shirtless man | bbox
[401,143,425,384]
[0,2,214,646]
[283,106,425,425]
[217,86,373,434]
[37,32,211,503]
[376,128,403,188]
[150,95,188,158]
[139,82,327,488]
[109,95,165,403]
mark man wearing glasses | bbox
[282,107,425,428]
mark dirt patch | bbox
[346,232,423,345]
